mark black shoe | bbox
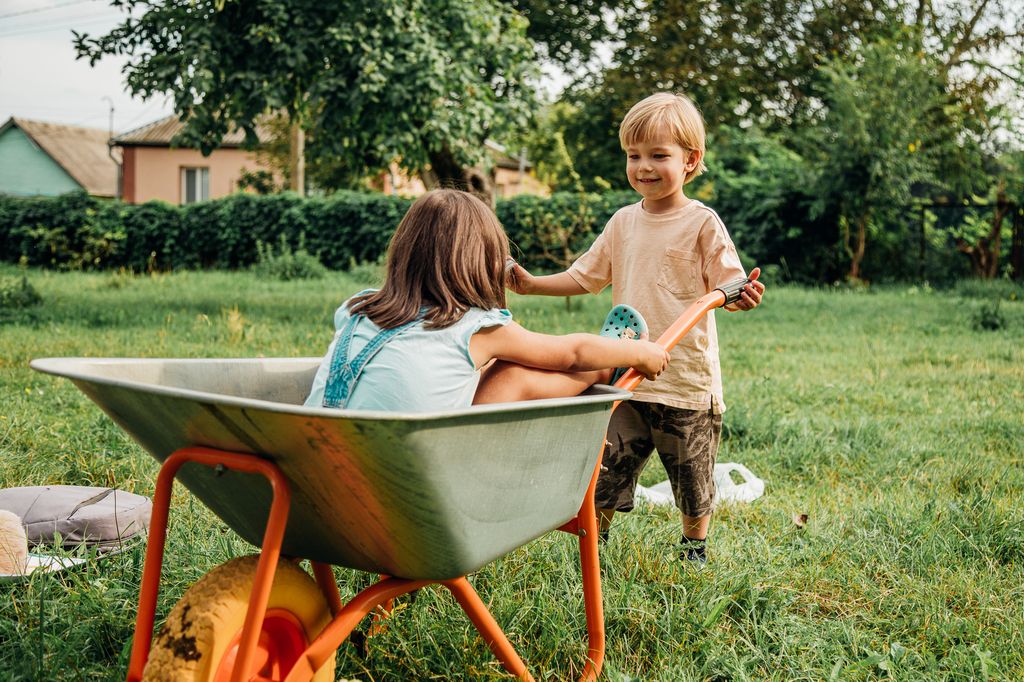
[679,536,707,566]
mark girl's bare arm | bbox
[470,323,669,380]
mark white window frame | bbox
[180,166,210,204]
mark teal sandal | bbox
[599,304,649,383]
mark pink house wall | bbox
[124,146,269,204]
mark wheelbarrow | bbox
[31,278,751,682]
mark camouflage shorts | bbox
[594,401,722,517]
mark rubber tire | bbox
[143,555,335,681]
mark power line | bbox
[0,15,117,39]
[0,0,98,21]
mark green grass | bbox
[1,266,1023,681]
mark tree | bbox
[557,1,1023,189]
[556,0,905,182]
[803,42,962,282]
[954,154,1024,279]
[75,1,538,199]
[506,0,627,69]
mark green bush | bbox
[2,189,1012,285]
[118,201,182,271]
[301,191,411,269]
[0,191,636,273]
[1,192,126,270]
[498,190,633,271]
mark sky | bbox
[0,0,176,134]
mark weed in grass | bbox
[972,300,1007,330]
[222,305,249,344]
[952,277,1024,302]
[347,256,385,287]
[104,267,135,289]
[0,275,43,324]
[252,233,327,281]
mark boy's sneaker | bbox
[679,536,707,566]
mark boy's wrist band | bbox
[715,277,752,306]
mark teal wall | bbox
[0,125,82,196]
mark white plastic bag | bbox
[713,462,765,504]
[634,480,674,506]
[634,462,764,507]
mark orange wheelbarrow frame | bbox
[124,284,746,682]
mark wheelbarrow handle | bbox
[613,275,754,393]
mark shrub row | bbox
[0,190,638,273]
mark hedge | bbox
[0,190,635,273]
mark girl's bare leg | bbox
[473,361,614,405]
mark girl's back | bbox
[304,293,511,412]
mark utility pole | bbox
[102,96,122,201]
[517,147,527,196]
[289,120,305,196]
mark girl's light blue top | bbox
[305,292,512,412]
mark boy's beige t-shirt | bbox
[568,200,746,412]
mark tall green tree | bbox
[804,42,963,282]
[75,0,538,198]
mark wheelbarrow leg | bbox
[286,577,430,682]
[557,452,607,681]
[576,456,606,681]
[442,577,534,682]
[310,562,344,616]
[125,447,292,682]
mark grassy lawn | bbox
[1,266,1022,681]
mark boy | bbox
[508,92,765,564]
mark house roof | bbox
[485,139,532,171]
[113,114,273,148]
[2,117,118,197]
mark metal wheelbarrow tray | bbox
[30,357,623,580]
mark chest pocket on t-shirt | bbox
[657,248,699,297]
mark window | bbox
[180,167,209,204]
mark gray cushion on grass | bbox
[0,486,151,551]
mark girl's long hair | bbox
[350,189,509,329]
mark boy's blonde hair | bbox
[619,92,708,183]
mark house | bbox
[374,141,550,198]
[489,142,550,198]
[113,115,275,205]
[0,117,118,198]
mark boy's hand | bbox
[732,267,765,311]
[505,258,534,295]
[632,339,671,381]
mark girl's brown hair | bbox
[350,189,509,329]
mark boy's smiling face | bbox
[625,136,700,213]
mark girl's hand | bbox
[633,340,671,380]
[506,258,534,295]
[733,266,765,311]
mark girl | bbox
[305,189,668,412]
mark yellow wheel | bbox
[143,555,335,681]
